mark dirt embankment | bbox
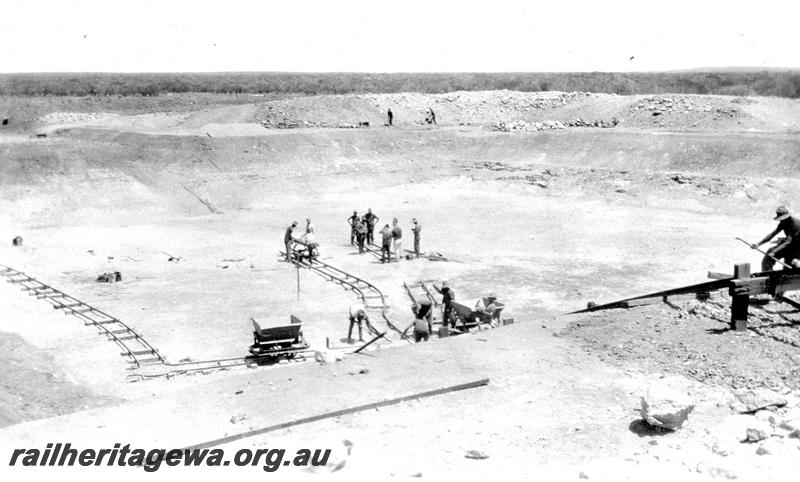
[252,91,800,132]
[1,125,796,229]
[0,330,118,427]
[4,91,800,137]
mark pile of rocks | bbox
[39,112,103,124]
[566,118,619,128]
[634,96,740,119]
[708,389,800,458]
[259,119,322,129]
[494,120,565,132]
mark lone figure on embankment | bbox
[751,205,800,271]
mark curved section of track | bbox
[290,255,409,342]
[2,260,400,382]
[0,264,164,369]
[0,264,321,381]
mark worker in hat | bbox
[434,281,456,329]
[364,208,379,245]
[411,218,422,258]
[751,206,800,271]
[391,218,403,262]
[347,211,359,245]
[284,221,298,262]
[354,217,367,254]
[475,294,499,325]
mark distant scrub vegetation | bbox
[1,71,799,98]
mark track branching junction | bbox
[0,264,318,382]
[2,256,400,382]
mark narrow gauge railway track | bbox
[288,254,408,341]
[0,264,164,369]
[2,262,389,381]
[125,349,316,381]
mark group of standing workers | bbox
[347,208,379,254]
[348,210,422,263]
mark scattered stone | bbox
[229,414,247,424]
[734,388,788,413]
[755,437,796,457]
[778,409,800,437]
[744,428,768,443]
[711,414,773,444]
[493,120,565,132]
[314,349,344,364]
[464,450,489,460]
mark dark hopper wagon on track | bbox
[249,315,309,358]
[450,297,506,332]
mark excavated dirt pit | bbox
[1,91,799,479]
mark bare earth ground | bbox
[0,91,799,480]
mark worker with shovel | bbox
[750,206,800,271]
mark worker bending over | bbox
[348,303,374,343]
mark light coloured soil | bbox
[1,91,799,479]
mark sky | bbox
[1,0,798,73]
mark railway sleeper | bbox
[9,277,34,284]
[136,357,163,365]
[28,288,56,295]
[68,307,94,314]
[39,293,67,299]
[131,349,157,356]
[22,285,46,291]
[93,318,121,324]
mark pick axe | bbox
[735,237,795,270]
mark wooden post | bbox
[730,263,750,331]
[296,261,300,302]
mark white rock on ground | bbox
[639,380,695,430]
